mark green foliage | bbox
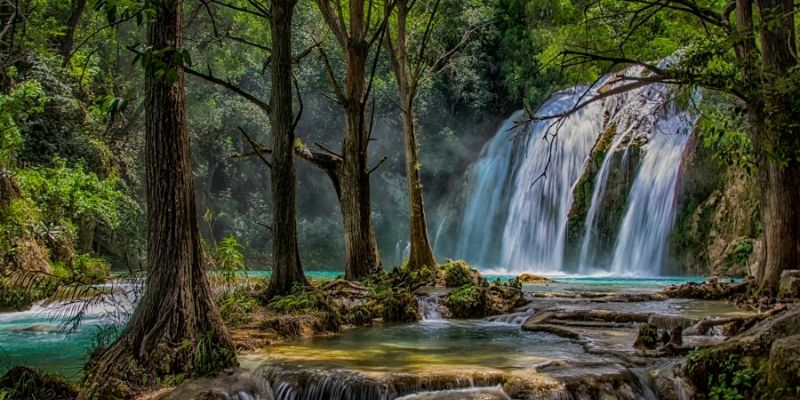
[0,366,77,400]
[443,260,473,287]
[0,276,57,311]
[216,287,260,327]
[64,253,111,284]
[210,235,246,289]
[17,161,128,235]
[704,355,767,400]
[268,283,321,314]
[734,240,754,266]
[0,78,47,167]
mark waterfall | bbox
[609,112,691,275]
[417,294,444,321]
[453,110,526,266]
[499,90,604,272]
[440,67,696,275]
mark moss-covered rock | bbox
[684,307,800,399]
[0,366,77,400]
[445,284,487,318]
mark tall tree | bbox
[309,0,387,279]
[535,0,799,293]
[383,0,438,270]
[79,0,237,397]
[264,0,307,297]
[184,0,309,297]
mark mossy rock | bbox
[381,290,420,322]
[0,366,77,400]
[445,284,488,318]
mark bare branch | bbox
[238,126,272,169]
[185,65,272,114]
[368,155,389,174]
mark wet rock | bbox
[518,273,552,284]
[522,323,584,340]
[778,270,800,300]
[661,278,748,300]
[647,360,696,400]
[0,366,77,400]
[505,364,651,400]
[396,386,510,400]
[684,306,799,395]
[159,369,270,400]
[634,323,659,349]
[648,314,698,330]
[767,334,800,389]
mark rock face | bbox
[778,270,800,300]
[767,335,800,390]
[671,131,760,276]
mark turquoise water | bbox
[0,273,704,379]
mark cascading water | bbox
[440,67,696,275]
[500,90,605,271]
[453,110,526,266]
[609,111,692,275]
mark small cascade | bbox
[483,306,534,326]
[417,294,444,321]
[252,366,505,400]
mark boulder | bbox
[767,334,800,390]
[518,273,552,284]
[778,270,800,300]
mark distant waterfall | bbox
[440,69,695,275]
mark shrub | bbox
[216,287,260,327]
[443,260,473,287]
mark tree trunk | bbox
[264,0,307,297]
[59,0,87,64]
[339,27,382,280]
[312,0,382,280]
[400,98,437,269]
[743,0,800,293]
[340,99,382,279]
[79,0,237,397]
[384,0,437,270]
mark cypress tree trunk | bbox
[264,0,307,297]
[384,0,437,270]
[79,0,237,397]
[313,0,382,280]
[736,0,800,293]
[752,0,800,293]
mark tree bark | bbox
[752,0,800,292]
[264,0,307,297]
[59,0,87,64]
[736,0,800,293]
[400,98,437,269]
[384,0,437,270]
[79,0,237,397]
[314,0,382,279]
